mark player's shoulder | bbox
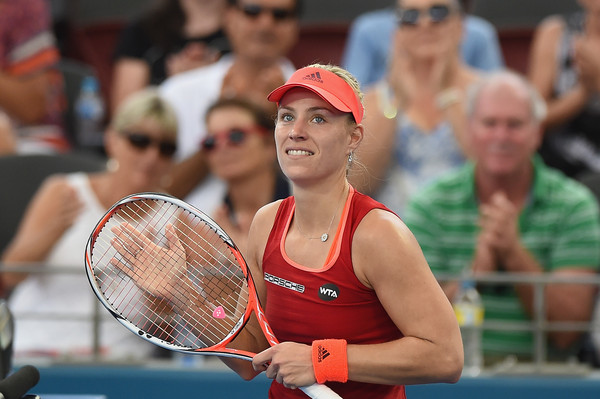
[256,199,284,219]
[250,200,285,235]
[354,207,412,249]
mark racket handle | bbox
[300,383,343,399]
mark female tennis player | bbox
[106,63,463,397]
[215,63,463,397]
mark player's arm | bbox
[348,209,463,385]
[220,202,279,380]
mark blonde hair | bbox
[305,63,365,118]
[110,87,178,140]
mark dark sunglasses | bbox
[201,126,266,152]
[397,4,453,26]
[123,132,177,158]
[238,3,297,21]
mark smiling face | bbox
[394,0,463,60]
[274,88,362,186]
[224,0,299,63]
[106,118,175,191]
[469,79,542,179]
[204,104,276,183]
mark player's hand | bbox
[252,342,315,389]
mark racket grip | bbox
[300,383,343,399]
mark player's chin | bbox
[279,165,312,181]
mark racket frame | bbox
[85,192,344,399]
[84,192,275,360]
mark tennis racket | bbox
[84,192,342,399]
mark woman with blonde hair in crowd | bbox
[1,88,178,360]
[352,0,480,216]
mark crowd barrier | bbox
[26,363,600,399]
[1,264,599,398]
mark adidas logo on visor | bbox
[303,72,323,83]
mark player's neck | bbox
[293,181,349,231]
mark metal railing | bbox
[437,272,600,374]
[1,263,600,373]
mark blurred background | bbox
[48,0,581,109]
[50,0,579,26]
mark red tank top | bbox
[262,187,406,399]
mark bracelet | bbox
[311,339,348,384]
[436,87,461,110]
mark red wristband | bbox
[311,339,348,384]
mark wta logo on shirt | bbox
[318,283,339,301]
[264,273,305,294]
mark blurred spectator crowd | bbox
[0,0,599,373]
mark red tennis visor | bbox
[267,66,364,124]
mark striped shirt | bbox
[404,157,600,359]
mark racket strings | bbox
[95,202,245,347]
[90,199,250,349]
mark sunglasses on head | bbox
[201,126,267,152]
[123,132,177,158]
[397,4,453,26]
[237,3,297,21]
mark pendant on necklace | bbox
[321,233,329,242]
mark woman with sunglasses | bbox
[194,64,462,397]
[1,88,178,361]
[200,97,290,255]
[350,0,480,217]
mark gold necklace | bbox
[295,187,347,243]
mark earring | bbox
[348,152,354,163]
[106,158,119,172]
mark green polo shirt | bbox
[404,157,600,359]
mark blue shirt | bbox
[342,8,504,89]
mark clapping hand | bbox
[166,42,221,77]
[110,222,187,303]
[474,192,521,274]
